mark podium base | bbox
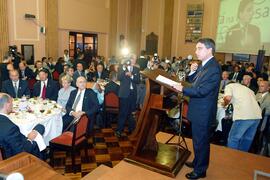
[125,143,191,178]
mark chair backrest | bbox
[28,78,36,90]
[52,71,60,81]
[104,92,119,109]
[73,114,89,145]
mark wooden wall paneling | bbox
[128,0,143,55]
[162,0,174,59]
[45,0,59,60]
[0,0,9,62]
[108,0,118,57]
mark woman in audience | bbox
[87,61,97,82]
[57,75,76,108]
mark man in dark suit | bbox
[92,63,109,81]
[18,61,35,80]
[229,65,243,82]
[2,70,30,98]
[173,38,221,179]
[63,76,99,133]
[73,62,86,83]
[0,93,45,159]
[115,54,140,137]
[33,69,59,100]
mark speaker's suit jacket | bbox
[183,57,221,174]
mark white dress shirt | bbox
[74,89,86,112]
[12,80,19,89]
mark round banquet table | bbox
[8,98,63,146]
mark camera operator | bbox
[0,55,13,89]
[115,54,140,138]
[8,45,21,69]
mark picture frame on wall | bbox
[185,3,204,43]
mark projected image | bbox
[216,0,270,55]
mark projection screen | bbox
[216,0,270,55]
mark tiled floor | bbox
[48,125,137,179]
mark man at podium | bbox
[173,38,221,179]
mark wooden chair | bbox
[103,92,119,126]
[49,115,89,172]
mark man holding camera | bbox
[115,54,140,137]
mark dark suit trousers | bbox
[62,114,74,132]
[191,119,210,174]
[117,90,136,133]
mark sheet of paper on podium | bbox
[156,75,179,87]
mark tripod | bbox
[165,92,189,150]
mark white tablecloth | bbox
[8,98,63,146]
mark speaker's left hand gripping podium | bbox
[125,69,191,178]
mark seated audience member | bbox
[18,61,35,80]
[0,93,45,159]
[54,57,65,74]
[33,69,59,100]
[34,60,44,80]
[104,71,119,95]
[63,49,71,65]
[229,65,243,82]
[223,82,262,152]
[86,61,96,82]
[256,81,270,116]
[107,56,118,70]
[66,66,75,86]
[42,57,54,73]
[92,83,105,128]
[242,73,257,93]
[73,62,86,83]
[220,71,230,93]
[62,77,99,133]
[73,53,87,70]
[59,64,70,85]
[57,75,76,108]
[92,63,109,82]
[2,70,30,98]
[109,63,119,73]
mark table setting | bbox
[8,97,63,146]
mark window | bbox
[69,32,98,58]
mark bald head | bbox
[0,93,12,114]
[9,70,19,82]
[76,76,87,90]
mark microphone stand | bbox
[165,92,189,150]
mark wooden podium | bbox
[125,69,191,177]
